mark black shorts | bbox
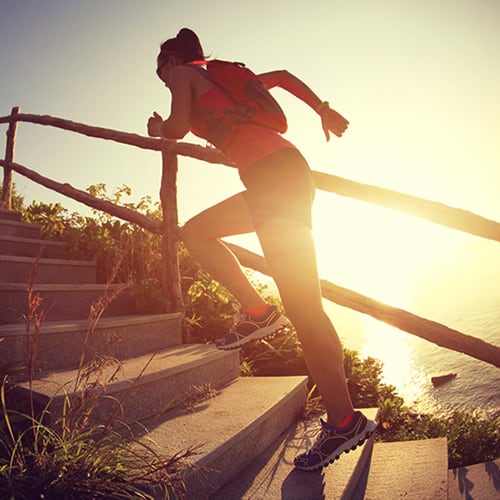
[240,148,315,229]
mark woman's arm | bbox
[148,66,193,139]
[258,69,349,141]
[258,70,324,112]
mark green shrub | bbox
[240,326,307,377]
[0,183,25,212]
[181,264,235,343]
[343,349,397,407]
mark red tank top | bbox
[191,86,295,173]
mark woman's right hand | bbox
[320,108,349,141]
[147,111,163,137]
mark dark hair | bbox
[156,28,204,76]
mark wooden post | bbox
[159,144,184,313]
[1,106,20,209]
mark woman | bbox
[147,28,376,471]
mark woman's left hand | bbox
[147,112,163,137]
[320,108,349,141]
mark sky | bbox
[0,0,499,282]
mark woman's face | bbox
[157,57,178,87]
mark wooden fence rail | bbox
[0,112,234,166]
[1,108,499,368]
[313,172,500,243]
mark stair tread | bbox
[0,209,22,221]
[0,254,95,266]
[0,312,181,334]
[19,343,236,398]
[140,375,308,497]
[1,312,183,372]
[448,458,500,500]
[364,437,448,499]
[0,282,127,291]
[0,233,64,246]
[143,375,306,453]
[213,407,379,500]
[0,218,40,228]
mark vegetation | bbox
[0,183,497,497]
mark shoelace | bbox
[300,423,330,455]
[228,312,251,334]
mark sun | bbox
[311,191,462,310]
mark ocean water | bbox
[327,293,500,418]
[314,195,500,418]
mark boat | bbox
[431,372,457,386]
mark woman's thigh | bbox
[181,192,255,241]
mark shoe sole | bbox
[216,315,290,350]
[295,419,378,472]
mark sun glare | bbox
[360,316,429,403]
[312,192,463,309]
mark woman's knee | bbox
[286,303,326,330]
[180,217,209,246]
[290,310,343,351]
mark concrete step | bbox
[0,234,66,258]
[0,283,135,323]
[0,208,22,222]
[10,343,240,425]
[213,407,379,500]
[140,375,308,499]
[0,254,97,284]
[0,218,42,239]
[361,438,448,499]
[0,312,182,373]
[448,458,500,499]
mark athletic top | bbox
[190,85,296,173]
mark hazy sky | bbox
[1,0,499,226]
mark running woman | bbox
[147,28,376,470]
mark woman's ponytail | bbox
[176,28,204,62]
[159,27,204,63]
[156,27,205,78]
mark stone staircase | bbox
[1,207,498,499]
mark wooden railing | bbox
[1,107,499,368]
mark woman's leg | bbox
[180,192,265,309]
[255,216,354,426]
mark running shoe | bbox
[294,411,377,471]
[215,304,289,350]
